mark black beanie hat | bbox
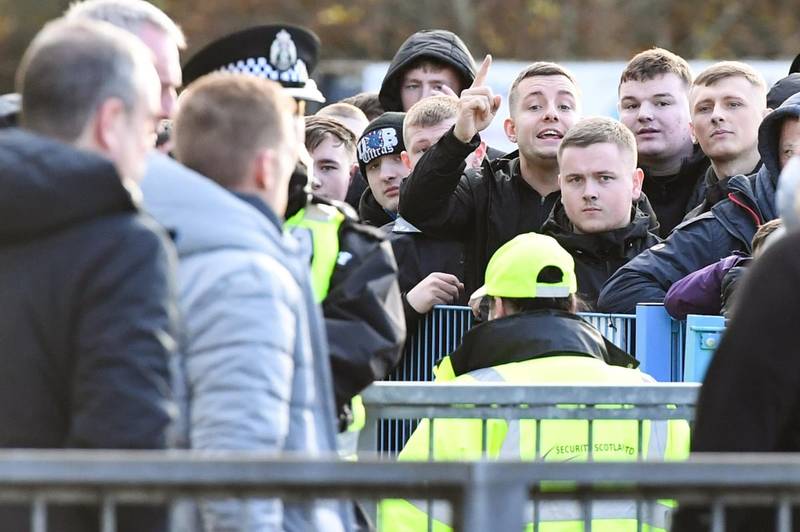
[356,112,405,177]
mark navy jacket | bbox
[597,93,800,314]
[0,129,178,532]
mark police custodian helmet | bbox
[182,24,326,103]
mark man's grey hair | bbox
[16,17,154,143]
[65,0,186,48]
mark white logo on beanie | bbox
[358,127,399,164]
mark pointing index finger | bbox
[471,54,492,88]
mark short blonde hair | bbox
[557,116,637,166]
[403,95,458,146]
[693,61,766,92]
[174,73,296,188]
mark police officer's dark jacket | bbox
[447,309,639,377]
[0,129,177,532]
[293,197,405,420]
[542,202,661,310]
[597,92,800,314]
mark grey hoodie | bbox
[141,154,351,532]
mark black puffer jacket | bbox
[379,29,476,112]
[597,93,800,314]
[0,129,178,532]
[542,203,660,310]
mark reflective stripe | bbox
[467,363,673,529]
[468,366,505,382]
[499,420,520,459]
[407,499,453,527]
[646,420,669,460]
[528,500,671,528]
[403,499,672,529]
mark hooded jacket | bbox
[141,154,351,532]
[542,203,661,309]
[0,129,178,532]
[596,93,800,314]
[682,160,761,221]
[379,29,476,112]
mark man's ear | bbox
[503,117,517,144]
[632,167,645,201]
[401,150,413,171]
[92,97,127,153]
[689,120,697,144]
[252,148,272,191]
[349,162,358,185]
[492,296,507,319]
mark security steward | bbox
[182,25,405,434]
[379,233,690,531]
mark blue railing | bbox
[389,304,726,385]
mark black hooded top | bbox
[379,29,476,112]
[639,144,709,236]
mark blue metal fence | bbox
[380,306,637,454]
[379,304,726,454]
[389,304,726,384]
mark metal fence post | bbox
[457,463,527,532]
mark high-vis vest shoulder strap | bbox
[285,203,345,302]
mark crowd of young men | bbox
[2,0,800,530]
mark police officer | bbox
[182,25,405,432]
[380,233,690,531]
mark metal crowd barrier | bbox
[2,450,800,532]
[362,382,700,457]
